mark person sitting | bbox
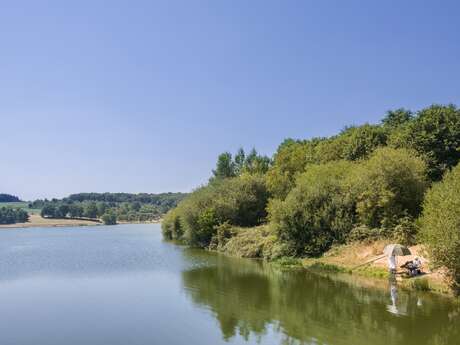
[400,260,416,276]
[413,257,422,275]
[401,258,422,276]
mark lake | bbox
[0,224,458,345]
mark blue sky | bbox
[1,1,459,200]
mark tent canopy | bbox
[384,244,411,256]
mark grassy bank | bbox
[0,214,102,228]
[300,241,452,296]
[207,227,453,296]
[0,202,41,215]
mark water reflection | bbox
[181,251,460,345]
[387,278,407,316]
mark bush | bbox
[101,211,117,225]
[269,161,356,257]
[162,174,269,247]
[217,225,275,258]
[349,148,428,229]
[420,163,460,288]
[161,208,183,240]
[392,216,417,246]
[346,225,383,243]
[0,207,29,224]
[389,104,460,180]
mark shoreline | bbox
[0,214,162,229]
[295,241,453,297]
[206,238,456,298]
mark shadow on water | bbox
[181,249,460,345]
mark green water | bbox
[0,224,458,345]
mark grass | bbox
[272,257,303,268]
[353,265,389,279]
[0,202,41,215]
[0,214,101,228]
[303,261,349,273]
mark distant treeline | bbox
[0,194,21,202]
[65,192,186,205]
[162,104,460,288]
[0,207,28,224]
[34,192,187,224]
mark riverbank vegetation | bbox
[163,104,460,290]
[35,192,186,224]
[0,207,29,224]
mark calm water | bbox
[0,224,459,345]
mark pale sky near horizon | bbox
[2,1,460,200]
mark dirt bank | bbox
[302,240,452,295]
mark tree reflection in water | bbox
[181,250,460,345]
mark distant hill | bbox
[0,194,21,202]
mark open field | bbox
[0,202,42,215]
[0,214,101,229]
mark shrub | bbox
[420,163,460,288]
[269,161,356,257]
[349,148,428,229]
[389,104,460,180]
[347,225,383,243]
[218,225,275,258]
[392,216,417,246]
[162,208,183,240]
[161,174,269,247]
[101,211,117,225]
[0,207,29,224]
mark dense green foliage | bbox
[101,211,117,225]
[164,104,460,275]
[420,164,460,288]
[37,192,186,223]
[0,207,29,224]
[388,104,460,180]
[350,148,427,229]
[269,161,356,256]
[0,194,21,202]
[211,148,271,180]
[269,148,427,256]
[162,174,269,247]
[266,105,459,200]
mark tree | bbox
[0,194,21,202]
[269,161,356,257]
[69,204,84,218]
[57,204,70,218]
[162,174,269,247]
[381,108,413,128]
[349,148,428,229]
[41,204,56,218]
[131,201,141,212]
[0,207,29,224]
[211,152,236,180]
[234,148,246,175]
[96,202,108,217]
[102,211,117,225]
[266,140,311,199]
[242,148,271,175]
[420,163,460,288]
[389,104,460,180]
[341,124,387,161]
[83,202,98,219]
[162,208,183,240]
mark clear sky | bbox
[1,1,459,200]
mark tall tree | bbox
[211,152,236,180]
